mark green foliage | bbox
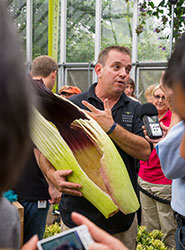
[66,0,95,62]
[7,0,185,63]
[137,226,168,250]
[43,222,61,239]
[136,0,185,43]
[43,223,169,250]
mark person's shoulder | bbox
[125,96,142,112]
[69,91,89,107]
[0,197,19,220]
[69,83,96,104]
[127,96,141,105]
[168,120,184,137]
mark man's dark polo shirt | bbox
[59,83,144,234]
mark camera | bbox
[37,225,94,250]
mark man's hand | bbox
[34,148,83,197]
[48,182,62,204]
[50,169,82,197]
[82,99,151,161]
[82,99,114,133]
[71,212,128,250]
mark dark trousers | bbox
[19,200,50,243]
[176,225,185,250]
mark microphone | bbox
[139,103,158,118]
[139,103,163,139]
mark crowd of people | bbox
[1,1,185,250]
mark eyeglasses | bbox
[153,95,166,101]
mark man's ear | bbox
[51,71,57,80]
[95,63,102,78]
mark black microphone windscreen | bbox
[139,103,158,118]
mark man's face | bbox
[96,50,132,96]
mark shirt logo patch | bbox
[122,113,133,127]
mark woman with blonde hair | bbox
[138,84,177,249]
[144,84,156,103]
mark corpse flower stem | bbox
[31,107,118,218]
[30,81,139,218]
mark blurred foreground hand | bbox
[71,212,128,250]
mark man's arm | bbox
[82,99,151,161]
[34,148,62,203]
[109,124,150,161]
[34,148,82,196]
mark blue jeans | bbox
[176,225,185,250]
[19,200,50,243]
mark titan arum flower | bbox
[31,80,140,218]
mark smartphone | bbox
[37,225,94,250]
[142,115,163,139]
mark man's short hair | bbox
[31,55,58,77]
[98,45,131,66]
